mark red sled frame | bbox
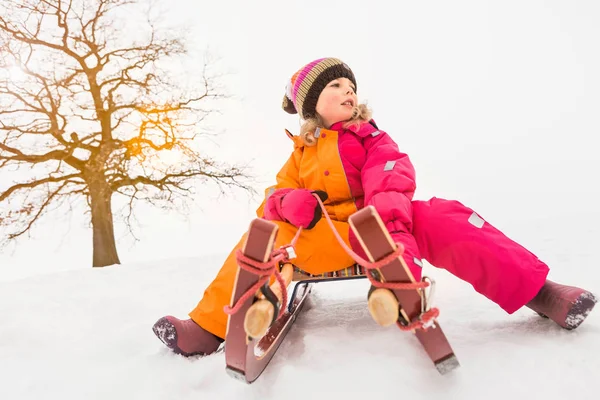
[225,206,459,383]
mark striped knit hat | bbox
[282,57,357,120]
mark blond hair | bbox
[299,104,373,147]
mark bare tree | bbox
[0,0,252,267]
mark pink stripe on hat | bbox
[291,58,326,103]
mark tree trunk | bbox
[89,182,120,267]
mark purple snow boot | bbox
[526,280,597,330]
[152,316,223,356]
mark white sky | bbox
[1,0,599,281]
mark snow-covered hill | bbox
[1,214,599,400]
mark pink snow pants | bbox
[412,197,549,314]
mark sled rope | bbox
[313,194,439,331]
[223,227,302,319]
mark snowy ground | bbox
[1,210,599,400]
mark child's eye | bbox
[330,83,340,87]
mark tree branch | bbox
[0,142,85,170]
[0,173,83,202]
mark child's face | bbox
[315,78,357,128]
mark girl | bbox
[152,58,597,357]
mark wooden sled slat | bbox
[349,206,459,374]
[225,218,312,383]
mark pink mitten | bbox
[264,189,328,229]
[281,189,328,229]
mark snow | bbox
[1,213,599,399]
